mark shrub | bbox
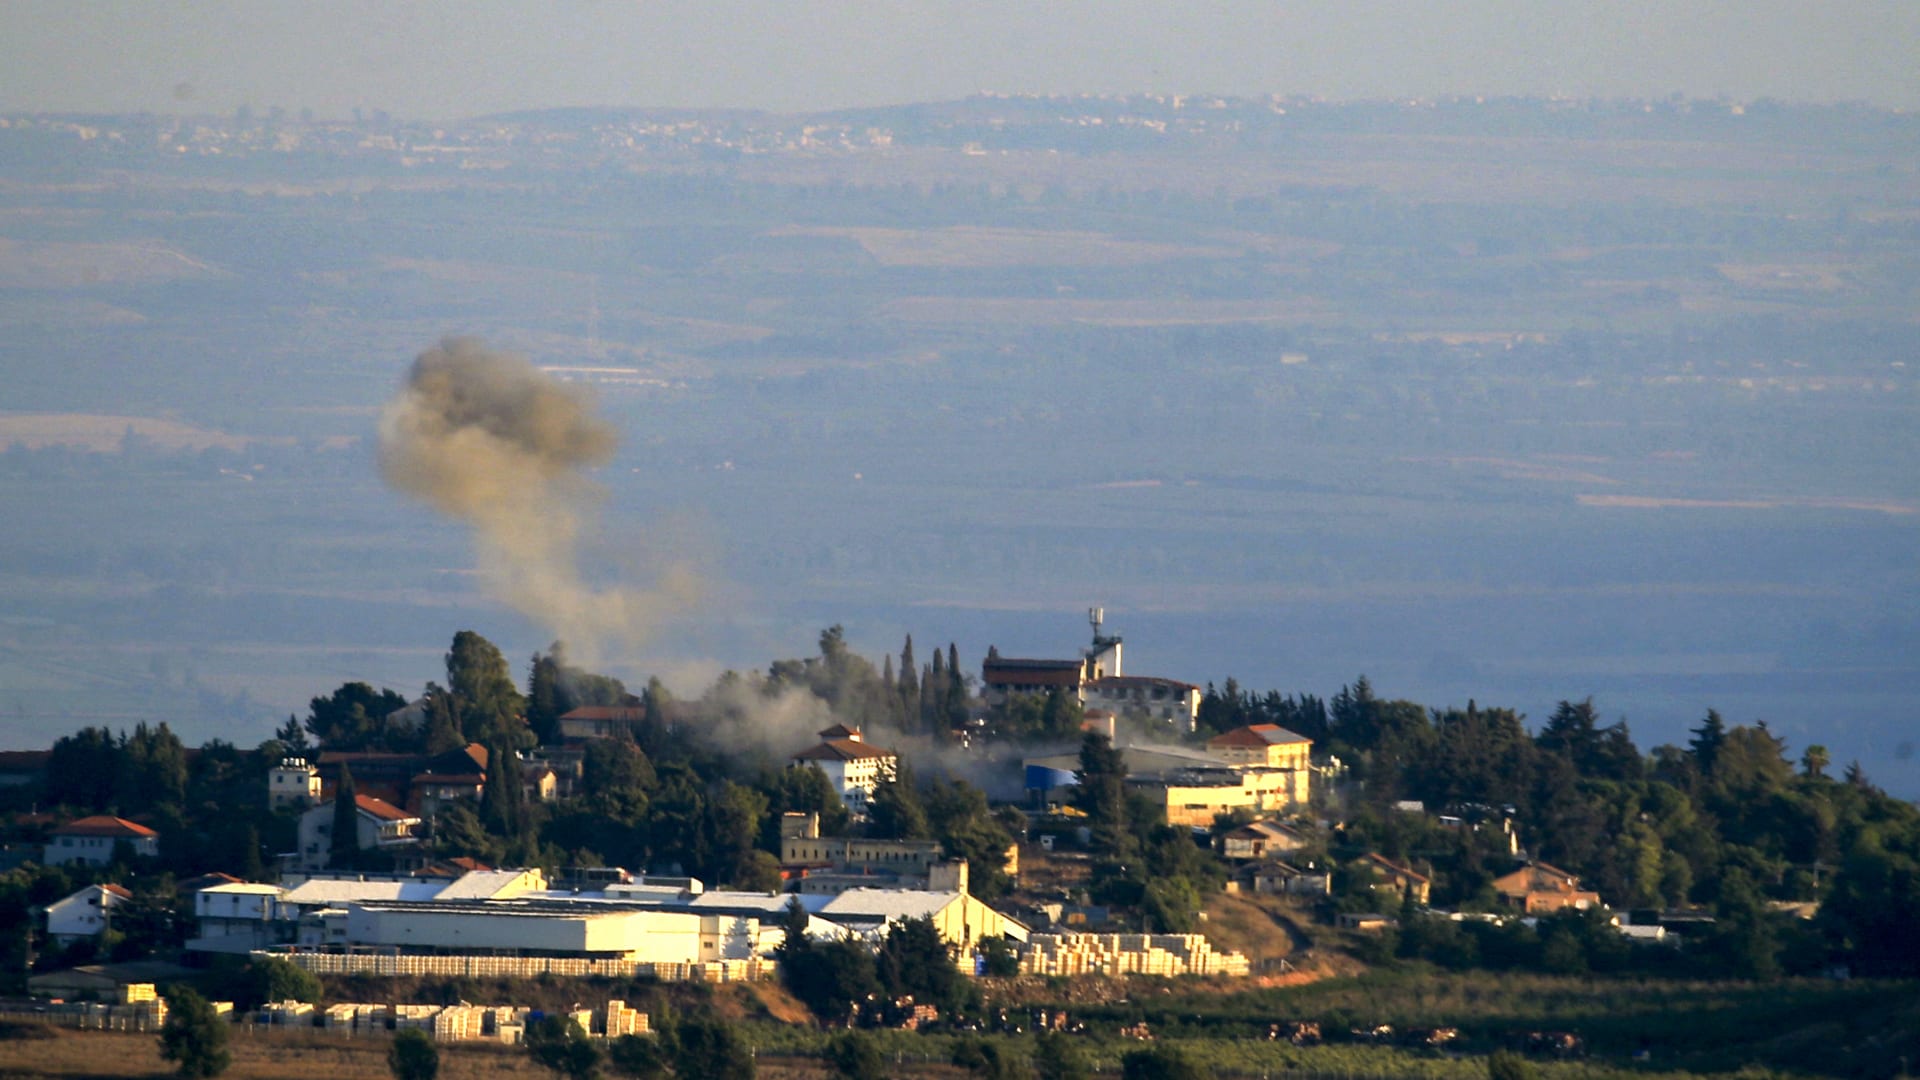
[244,956,322,1008]
[672,1016,754,1080]
[388,1027,439,1080]
[526,1015,602,1080]
[609,1032,672,1078]
[825,1029,886,1080]
[1121,1044,1205,1080]
[1486,1050,1537,1080]
[1035,1030,1092,1080]
[158,987,231,1078]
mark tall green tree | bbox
[1689,709,1728,779]
[945,642,969,731]
[876,915,964,1015]
[419,683,466,754]
[897,635,919,731]
[925,780,1017,899]
[581,736,656,820]
[480,735,530,854]
[446,630,528,747]
[46,727,121,811]
[122,722,190,809]
[760,764,850,843]
[707,781,770,887]
[158,987,231,1078]
[330,763,361,870]
[274,714,311,758]
[305,682,410,751]
[526,642,630,746]
[867,764,931,841]
[1073,732,1132,858]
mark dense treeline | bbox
[1199,675,1920,978]
[8,624,1920,994]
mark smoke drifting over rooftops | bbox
[378,337,698,663]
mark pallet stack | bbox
[602,999,650,1037]
[263,1000,314,1025]
[432,1005,479,1042]
[393,1004,442,1030]
[1018,932,1252,977]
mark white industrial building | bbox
[187,883,288,954]
[193,866,1024,968]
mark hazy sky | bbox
[2,1,1917,118]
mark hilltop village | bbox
[1,616,1917,1078]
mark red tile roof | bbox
[558,705,648,721]
[792,738,896,763]
[352,794,417,822]
[982,658,1084,687]
[102,884,133,900]
[178,873,243,893]
[1208,723,1312,748]
[54,815,158,839]
[1361,852,1430,884]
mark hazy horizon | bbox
[3,1,1918,119]
[0,5,1915,796]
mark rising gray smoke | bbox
[378,337,698,663]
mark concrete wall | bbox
[344,905,712,962]
[269,951,776,984]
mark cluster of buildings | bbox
[983,609,1204,732]
[1023,721,1320,828]
[17,614,1669,1009]
[177,865,1025,977]
[265,742,565,871]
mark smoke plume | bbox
[378,337,697,662]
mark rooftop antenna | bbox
[1089,606,1103,643]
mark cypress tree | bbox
[897,636,919,732]
[480,736,525,842]
[923,650,945,732]
[329,764,359,870]
[945,642,968,733]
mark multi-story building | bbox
[268,759,322,810]
[294,795,423,871]
[44,883,131,946]
[789,725,897,812]
[44,816,159,867]
[983,610,1199,732]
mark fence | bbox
[260,951,776,983]
[0,1005,163,1033]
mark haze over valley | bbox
[0,94,1915,790]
